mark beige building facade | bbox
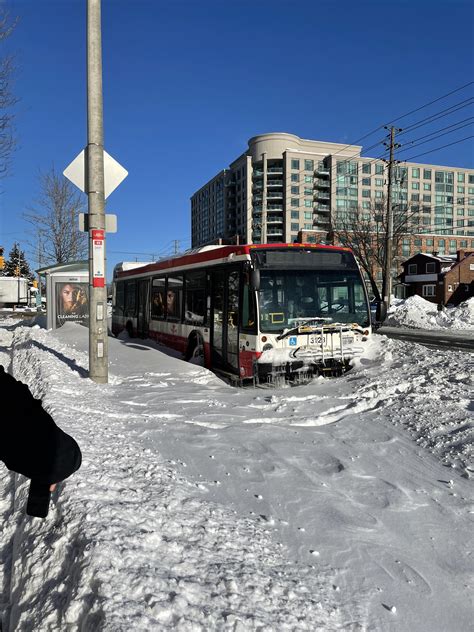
[190,132,474,259]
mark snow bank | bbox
[0,324,342,631]
[385,296,474,330]
[1,320,472,631]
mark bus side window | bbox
[124,280,137,316]
[242,274,256,331]
[151,277,166,320]
[115,282,125,312]
[184,271,206,324]
[167,275,183,321]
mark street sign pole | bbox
[87,0,108,383]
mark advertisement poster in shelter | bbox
[55,281,89,328]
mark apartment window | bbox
[469,188,474,194]
[408,264,417,274]
[375,164,384,175]
[291,186,299,195]
[469,175,474,184]
[458,173,465,182]
[374,178,383,187]
[457,186,465,193]
[423,195,431,203]
[304,159,314,171]
[375,190,383,198]
[362,163,371,174]
[304,199,312,207]
[422,285,436,297]
[291,198,299,207]
[304,211,312,219]
[426,239,434,246]
[423,169,432,179]
[412,168,420,178]
[291,159,300,170]
[424,183,431,191]
[291,174,299,182]
[411,193,420,201]
[457,219,465,227]
[411,182,420,190]
[304,188,313,195]
[460,240,467,247]
[291,210,300,219]
[304,175,313,183]
[438,239,445,247]
[304,223,312,230]
[362,178,371,186]
[414,239,422,246]
[362,201,370,209]
[291,223,299,231]
[362,189,371,198]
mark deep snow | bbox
[385,295,474,330]
[0,316,473,631]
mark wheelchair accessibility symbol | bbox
[289,336,297,346]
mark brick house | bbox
[399,250,474,306]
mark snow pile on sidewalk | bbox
[0,323,343,631]
[1,319,472,631]
[384,295,474,330]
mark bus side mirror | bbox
[250,269,260,292]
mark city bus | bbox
[112,243,373,384]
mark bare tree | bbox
[24,167,87,265]
[0,6,18,178]
[332,198,423,302]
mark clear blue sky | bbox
[1,0,473,277]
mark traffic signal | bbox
[15,265,20,276]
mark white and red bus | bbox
[112,243,373,384]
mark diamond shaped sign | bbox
[64,149,128,199]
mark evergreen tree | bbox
[3,242,34,279]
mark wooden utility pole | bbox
[382,126,401,312]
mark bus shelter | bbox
[37,261,89,329]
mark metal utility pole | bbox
[382,126,401,312]
[87,0,108,383]
[173,240,180,255]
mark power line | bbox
[384,81,473,126]
[396,120,474,156]
[401,135,474,162]
[397,98,474,136]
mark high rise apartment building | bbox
[190,133,474,257]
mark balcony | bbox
[267,191,283,199]
[267,167,283,174]
[267,215,283,223]
[253,205,263,213]
[267,228,284,236]
[315,163,330,175]
[315,179,330,188]
[314,191,330,200]
[267,204,283,211]
[253,195,263,203]
[267,180,283,187]
[253,170,264,177]
[315,205,330,213]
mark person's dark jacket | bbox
[0,365,81,485]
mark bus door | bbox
[211,268,240,374]
[137,279,150,338]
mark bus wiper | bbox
[276,317,332,341]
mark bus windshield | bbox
[258,269,369,332]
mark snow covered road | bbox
[0,319,473,631]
